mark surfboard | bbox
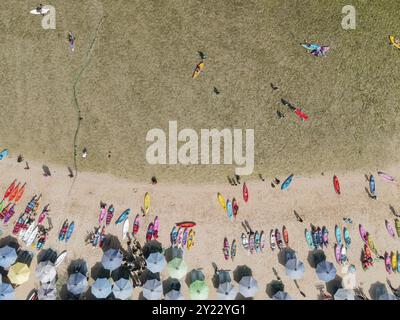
[115,209,130,225]
[26,226,39,246]
[389,35,400,49]
[281,174,294,190]
[55,250,67,268]
[333,175,340,194]
[385,219,396,237]
[231,239,236,261]
[22,223,36,242]
[144,192,150,216]
[305,229,314,249]
[243,183,249,202]
[334,244,341,264]
[153,216,160,239]
[0,149,9,160]
[377,171,395,182]
[340,245,347,264]
[270,229,276,251]
[30,8,50,15]
[99,207,107,225]
[359,224,367,243]
[223,237,230,260]
[232,198,239,219]
[343,227,351,247]
[122,219,129,239]
[259,230,265,251]
[217,193,226,211]
[192,61,205,78]
[369,175,376,195]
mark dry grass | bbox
[1,0,400,183]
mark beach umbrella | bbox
[316,261,336,282]
[91,277,112,299]
[142,279,162,300]
[37,281,57,300]
[285,259,305,280]
[170,247,184,259]
[378,293,398,300]
[272,291,292,300]
[217,270,232,284]
[7,262,30,285]
[146,252,166,273]
[101,249,123,271]
[35,261,57,283]
[67,272,88,296]
[0,282,15,300]
[334,288,355,300]
[113,278,133,300]
[189,280,209,300]
[165,289,184,300]
[238,276,259,298]
[189,269,205,283]
[167,257,187,279]
[0,246,17,269]
[216,282,238,300]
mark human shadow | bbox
[142,240,163,259]
[101,234,122,253]
[0,236,19,249]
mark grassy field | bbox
[1,0,400,183]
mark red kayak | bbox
[4,179,17,200]
[176,221,196,228]
[243,182,249,203]
[333,175,341,195]
[294,108,309,121]
[8,183,20,202]
[14,183,26,203]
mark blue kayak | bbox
[281,174,294,190]
[226,200,233,220]
[369,175,375,195]
[301,43,321,51]
[115,209,130,225]
[0,149,8,160]
[65,221,75,242]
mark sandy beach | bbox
[0,156,399,300]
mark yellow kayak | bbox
[389,35,400,49]
[217,193,226,212]
[392,251,398,271]
[367,236,378,255]
[187,229,195,250]
[192,61,205,78]
[144,192,150,216]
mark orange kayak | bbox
[192,62,205,78]
[4,179,16,199]
[8,183,20,202]
[14,183,26,203]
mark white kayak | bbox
[22,223,36,242]
[25,226,39,246]
[30,8,50,15]
[122,219,129,239]
[55,250,67,268]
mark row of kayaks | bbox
[240,227,289,254]
[384,251,400,274]
[170,223,196,250]
[217,193,239,220]
[305,226,329,250]
[301,43,330,57]
[385,219,400,238]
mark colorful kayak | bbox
[395,219,400,237]
[4,204,16,224]
[322,226,329,247]
[26,226,38,247]
[369,175,375,196]
[389,35,400,49]
[271,229,278,250]
[241,233,249,251]
[367,235,378,256]
[334,225,342,246]
[281,174,294,190]
[65,221,75,242]
[170,225,178,245]
[317,227,323,249]
[232,198,239,219]
[385,220,396,238]
[4,179,16,200]
[391,251,398,272]
[254,231,261,253]
[231,239,236,261]
[144,192,150,216]
[182,228,189,247]
[21,221,35,242]
[275,229,284,250]
[243,183,249,203]
[249,233,255,254]
[226,200,233,220]
[176,227,184,247]
[8,183,20,202]
[340,245,347,264]
[176,221,196,228]
[146,223,154,242]
[223,237,230,260]
[294,108,309,121]
[187,229,195,250]
[38,205,49,224]
[334,244,341,264]
[115,209,130,225]
[305,230,314,249]
[0,149,8,160]
[0,203,11,220]
[282,226,289,247]
[343,227,351,247]
[14,183,26,203]
[99,207,107,225]
[105,205,114,226]
[122,219,130,240]
[153,216,160,239]
[385,252,392,274]
[133,214,140,236]
[359,224,367,243]
[377,171,395,182]
[398,251,400,273]
[260,231,265,251]
[333,175,340,195]
[192,61,205,79]
[59,220,69,241]
[217,193,227,211]
[98,227,106,248]
[312,228,319,248]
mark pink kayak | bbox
[334,244,341,264]
[359,224,368,243]
[385,220,396,237]
[153,216,160,239]
[378,171,395,182]
[99,207,107,225]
